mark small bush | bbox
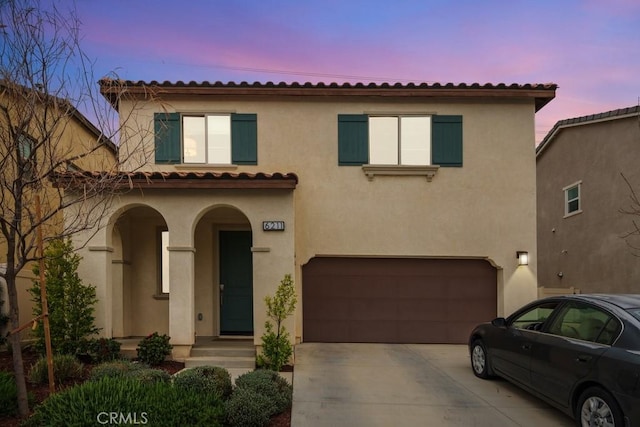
[173,366,232,399]
[27,377,225,426]
[235,369,292,414]
[225,387,275,427]
[89,359,148,381]
[137,332,172,366]
[85,337,121,363]
[0,371,18,417]
[128,367,171,384]
[28,354,84,385]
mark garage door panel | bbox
[303,257,497,344]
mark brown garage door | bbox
[302,257,497,344]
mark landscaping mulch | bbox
[0,346,291,427]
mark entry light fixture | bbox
[516,251,529,266]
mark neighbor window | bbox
[564,181,582,217]
[154,112,257,165]
[369,116,431,165]
[159,230,170,294]
[17,133,35,177]
[337,114,462,167]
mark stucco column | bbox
[168,246,195,360]
[83,245,113,338]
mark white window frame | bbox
[368,115,431,166]
[182,114,231,165]
[563,181,582,218]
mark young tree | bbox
[258,274,297,372]
[29,238,99,356]
[0,0,155,416]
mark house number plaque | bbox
[263,221,285,231]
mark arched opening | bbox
[193,205,253,337]
[111,205,169,337]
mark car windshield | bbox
[627,308,640,322]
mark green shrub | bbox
[85,337,121,363]
[225,387,275,427]
[27,377,225,426]
[0,371,18,417]
[28,354,84,385]
[137,332,172,366]
[89,359,148,381]
[173,366,232,399]
[235,369,292,414]
[128,367,171,384]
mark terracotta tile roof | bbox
[99,79,557,112]
[537,105,640,156]
[52,171,298,190]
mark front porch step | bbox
[184,355,255,369]
[190,346,255,358]
[185,338,256,369]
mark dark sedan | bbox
[469,294,640,426]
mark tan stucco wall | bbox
[72,95,542,350]
[537,115,640,292]
[73,188,296,348]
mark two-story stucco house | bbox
[69,80,556,359]
[537,105,640,294]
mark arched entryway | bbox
[111,205,169,337]
[193,205,253,337]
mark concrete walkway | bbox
[291,343,574,427]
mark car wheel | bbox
[470,339,492,379]
[577,387,623,427]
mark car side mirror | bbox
[491,317,507,328]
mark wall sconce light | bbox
[516,251,529,266]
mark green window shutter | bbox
[231,113,257,165]
[154,112,181,164]
[432,115,463,167]
[338,114,368,165]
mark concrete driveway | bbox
[291,343,574,427]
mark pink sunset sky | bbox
[70,0,639,144]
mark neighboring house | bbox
[70,79,556,358]
[536,105,640,294]
[0,81,117,334]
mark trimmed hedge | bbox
[225,387,275,427]
[27,377,224,426]
[173,366,232,400]
[235,369,292,414]
[28,354,84,385]
[89,360,149,381]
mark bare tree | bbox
[0,0,155,416]
[621,173,640,256]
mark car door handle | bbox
[521,343,532,351]
[576,355,592,363]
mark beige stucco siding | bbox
[63,88,548,352]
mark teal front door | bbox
[219,231,254,335]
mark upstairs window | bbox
[369,116,431,165]
[154,113,257,165]
[564,181,582,217]
[183,115,231,164]
[338,114,462,167]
